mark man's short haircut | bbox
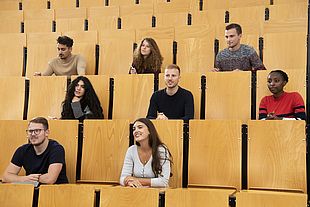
[57,36,74,47]
[226,23,242,35]
[29,117,49,130]
[166,64,181,74]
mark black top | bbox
[61,98,104,121]
[11,139,69,184]
[130,63,160,75]
[146,87,194,121]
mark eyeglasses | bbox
[26,128,45,135]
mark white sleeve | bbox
[150,146,171,187]
[283,117,300,120]
[119,147,134,186]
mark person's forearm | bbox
[3,172,25,183]
[38,173,57,184]
[136,177,151,186]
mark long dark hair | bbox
[61,76,104,119]
[132,38,163,74]
[134,118,172,177]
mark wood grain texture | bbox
[190,10,225,29]
[268,2,307,21]
[200,0,229,10]
[236,190,307,207]
[55,18,85,33]
[26,32,61,45]
[100,187,159,207]
[156,12,188,27]
[28,76,67,119]
[0,11,23,33]
[121,14,153,30]
[229,0,268,8]
[263,31,306,69]
[136,27,175,41]
[63,31,98,44]
[0,77,25,119]
[152,120,183,188]
[22,0,49,10]
[98,39,134,75]
[205,72,251,123]
[248,120,306,192]
[119,4,153,16]
[165,188,236,207]
[0,1,20,11]
[0,120,28,180]
[174,25,215,73]
[112,74,154,122]
[88,6,119,18]
[50,0,78,9]
[0,33,25,75]
[48,120,79,183]
[38,184,95,207]
[153,1,190,14]
[263,19,307,34]
[0,184,34,207]
[24,9,54,20]
[81,120,130,183]
[188,120,242,189]
[79,0,106,7]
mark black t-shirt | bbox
[11,139,68,184]
[146,87,194,121]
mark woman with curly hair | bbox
[120,118,172,188]
[129,38,163,75]
[61,76,104,120]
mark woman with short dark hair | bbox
[259,70,306,120]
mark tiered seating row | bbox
[0,70,304,122]
[0,120,306,190]
[1,184,307,207]
[0,29,306,77]
[0,119,307,206]
[0,1,307,74]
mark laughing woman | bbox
[120,118,172,188]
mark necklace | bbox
[138,148,152,165]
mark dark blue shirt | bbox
[11,139,68,184]
[147,87,194,121]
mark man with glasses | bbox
[2,117,68,184]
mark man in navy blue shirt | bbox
[2,117,68,184]
[147,64,194,122]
